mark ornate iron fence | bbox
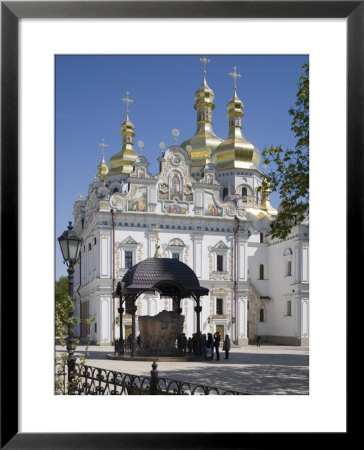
[55,361,248,395]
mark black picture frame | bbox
[1,1,357,448]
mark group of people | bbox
[180,331,231,360]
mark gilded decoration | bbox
[137,242,144,262]
[208,246,213,278]
[184,245,190,265]
[170,152,182,166]
[137,297,142,315]
[99,200,110,211]
[115,242,121,274]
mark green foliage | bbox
[262,62,309,239]
[55,276,73,345]
[55,276,95,394]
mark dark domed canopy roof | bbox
[121,257,209,298]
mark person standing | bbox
[223,335,231,359]
[182,333,187,353]
[207,333,214,360]
[201,334,207,360]
[187,337,193,353]
[213,331,221,361]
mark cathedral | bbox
[71,59,309,347]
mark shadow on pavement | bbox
[158,364,309,395]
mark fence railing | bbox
[55,361,249,395]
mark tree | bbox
[55,276,94,394]
[261,62,309,240]
[55,276,71,345]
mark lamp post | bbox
[115,281,125,355]
[58,221,82,394]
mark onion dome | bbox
[210,67,261,171]
[97,153,109,181]
[96,138,109,181]
[180,57,223,167]
[109,92,138,175]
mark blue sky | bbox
[56,54,308,279]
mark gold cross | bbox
[98,138,108,157]
[152,225,160,246]
[122,91,134,114]
[152,225,162,258]
[229,66,242,90]
[200,56,210,75]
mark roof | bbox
[122,257,209,298]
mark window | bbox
[241,187,247,197]
[216,298,223,315]
[259,264,264,280]
[88,243,92,251]
[216,255,224,272]
[260,309,264,322]
[287,301,292,316]
[113,187,119,193]
[222,187,229,199]
[260,232,264,243]
[125,251,133,269]
[94,237,97,245]
[172,253,179,260]
[283,248,293,277]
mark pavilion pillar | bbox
[194,296,202,355]
[130,302,138,357]
[176,296,182,315]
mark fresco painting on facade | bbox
[127,186,147,211]
[163,200,189,215]
[169,170,183,200]
[61,55,309,350]
[204,192,222,216]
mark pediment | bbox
[122,236,138,245]
[213,240,228,250]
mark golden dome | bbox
[210,70,260,171]
[181,63,223,168]
[97,154,109,181]
[109,111,138,175]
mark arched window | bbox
[260,232,264,243]
[260,308,264,322]
[241,187,247,197]
[222,187,229,199]
[113,187,119,193]
[259,264,264,280]
[284,248,293,277]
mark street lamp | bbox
[114,281,125,356]
[58,221,82,393]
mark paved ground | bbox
[56,344,309,395]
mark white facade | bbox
[72,144,309,346]
[71,74,309,347]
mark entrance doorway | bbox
[216,324,225,340]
